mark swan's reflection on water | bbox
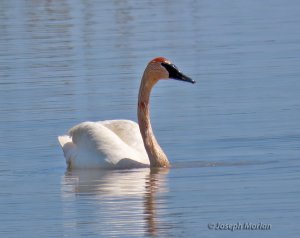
[61,168,169,237]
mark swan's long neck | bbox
[138,72,170,168]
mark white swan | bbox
[58,57,195,169]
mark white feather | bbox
[58,120,149,169]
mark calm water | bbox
[0,0,300,237]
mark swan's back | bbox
[58,120,149,169]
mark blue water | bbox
[0,0,299,237]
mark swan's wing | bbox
[64,121,149,168]
[99,120,147,156]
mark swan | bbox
[58,57,195,169]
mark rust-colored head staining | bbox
[150,57,171,64]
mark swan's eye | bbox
[161,62,180,79]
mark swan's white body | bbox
[58,57,194,169]
[58,120,149,169]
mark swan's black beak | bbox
[173,71,195,84]
[162,62,196,84]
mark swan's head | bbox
[145,57,195,84]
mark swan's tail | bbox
[58,135,72,147]
[58,135,77,167]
